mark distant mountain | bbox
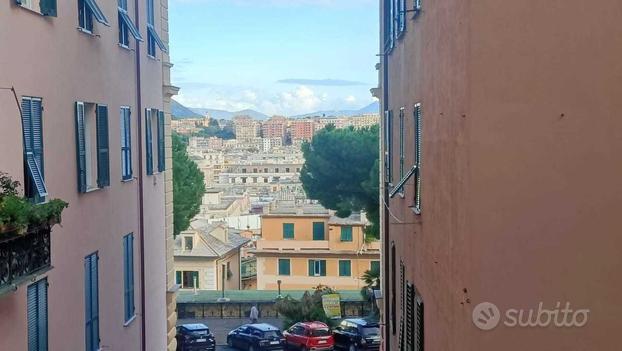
[190,108,269,121]
[171,100,202,119]
[292,101,380,118]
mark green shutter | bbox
[278,259,290,276]
[283,223,294,239]
[339,260,351,277]
[75,102,87,193]
[193,271,199,288]
[308,260,314,276]
[341,226,353,242]
[320,260,326,276]
[371,261,380,274]
[312,222,325,240]
[176,271,182,285]
[96,105,110,188]
[157,110,165,172]
[145,109,153,175]
[39,0,57,16]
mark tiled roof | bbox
[174,220,250,258]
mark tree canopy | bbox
[300,125,380,238]
[173,133,206,235]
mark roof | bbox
[249,323,280,331]
[328,213,367,226]
[344,318,379,327]
[298,321,329,329]
[177,290,365,304]
[264,204,330,217]
[174,221,250,258]
[180,323,209,330]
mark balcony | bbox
[0,226,52,294]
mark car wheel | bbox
[348,345,358,351]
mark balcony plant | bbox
[0,172,68,237]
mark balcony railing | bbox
[0,226,52,293]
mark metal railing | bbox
[0,226,52,292]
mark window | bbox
[120,107,132,180]
[123,234,135,323]
[275,168,279,173]
[76,102,110,192]
[253,168,258,173]
[118,0,143,47]
[414,0,422,14]
[264,168,268,173]
[312,222,325,240]
[146,0,167,57]
[340,226,353,242]
[397,0,406,37]
[413,103,422,213]
[242,168,247,173]
[399,108,405,195]
[416,293,424,351]
[383,0,394,52]
[283,223,294,239]
[405,283,423,351]
[384,110,393,183]
[179,271,199,288]
[308,259,326,277]
[17,0,57,16]
[338,260,351,277]
[285,167,290,172]
[278,259,290,276]
[184,236,193,251]
[78,0,109,33]
[145,108,164,174]
[85,252,100,351]
[21,97,47,203]
[27,278,48,351]
[371,260,380,274]
[391,243,396,335]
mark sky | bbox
[169,0,379,116]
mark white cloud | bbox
[345,95,357,104]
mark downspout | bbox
[132,1,147,350]
[382,19,392,351]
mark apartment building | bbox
[0,0,176,349]
[261,115,287,140]
[290,119,316,141]
[233,115,261,140]
[174,221,250,291]
[380,1,622,350]
[253,206,380,290]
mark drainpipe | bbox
[382,22,392,351]
[132,1,147,350]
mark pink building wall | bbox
[0,0,169,349]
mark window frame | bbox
[312,222,325,241]
[338,260,352,277]
[123,233,136,324]
[120,107,133,181]
[283,223,295,240]
[340,226,353,242]
[278,258,291,276]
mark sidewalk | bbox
[177,317,283,346]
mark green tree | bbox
[300,125,380,238]
[173,133,206,235]
[275,285,338,330]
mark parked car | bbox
[227,323,286,351]
[283,321,334,351]
[176,323,216,351]
[332,319,380,351]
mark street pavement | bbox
[177,317,283,350]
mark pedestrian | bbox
[250,304,259,324]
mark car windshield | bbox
[263,330,283,338]
[361,326,380,336]
[311,328,330,337]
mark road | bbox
[177,317,283,350]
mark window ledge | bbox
[16,4,43,16]
[118,43,133,51]
[124,314,137,327]
[147,54,158,61]
[121,177,135,183]
[77,27,97,37]
[85,187,101,193]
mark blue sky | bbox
[169,0,379,116]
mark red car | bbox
[283,321,334,351]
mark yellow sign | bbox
[322,294,342,319]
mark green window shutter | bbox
[40,0,57,16]
[278,259,290,276]
[85,253,100,351]
[283,223,294,239]
[371,261,380,274]
[157,111,165,172]
[175,271,182,285]
[308,260,314,276]
[145,109,153,175]
[27,279,48,351]
[312,222,325,240]
[341,226,353,242]
[320,260,326,276]
[75,102,87,193]
[96,105,110,188]
[339,260,351,277]
[193,271,199,288]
